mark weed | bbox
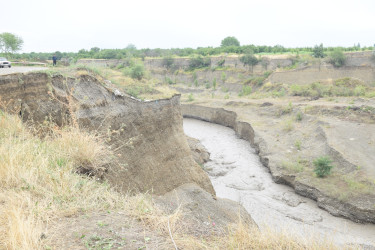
[294,140,301,150]
[282,119,294,132]
[313,156,333,177]
[295,112,303,121]
[239,85,252,96]
[194,79,198,87]
[187,93,194,102]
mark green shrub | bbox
[313,156,334,177]
[194,79,198,87]
[239,85,252,96]
[295,111,303,121]
[212,78,217,89]
[221,72,227,83]
[130,64,145,80]
[328,49,346,67]
[263,71,272,78]
[188,56,211,70]
[187,93,194,102]
[217,59,225,67]
[165,77,175,85]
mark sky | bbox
[2,0,375,53]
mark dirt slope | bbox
[0,71,214,195]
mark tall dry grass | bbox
[0,111,127,249]
[0,111,349,250]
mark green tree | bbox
[0,32,24,55]
[240,52,258,72]
[328,49,346,67]
[221,36,240,47]
[312,44,325,58]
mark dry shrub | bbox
[175,221,345,250]
[0,112,126,249]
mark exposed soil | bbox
[181,96,375,224]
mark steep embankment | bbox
[181,104,375,224]
[0,72,214,195]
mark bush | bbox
[313,156,334,177]
[162,56,174,69]
[130,64,145,80]
[328,49,346,67]
[239,85,252,96]
[188,56,211,70]
[217,59,225,67]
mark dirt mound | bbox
[0,71,214,195]
[156,183,256,236]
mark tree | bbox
[240,52,258,72]
[221,36,240,47]
[328,49,346,67]
[312,44,325,58]
[0,32,23,55]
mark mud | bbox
[184,118,375,246]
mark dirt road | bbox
[0,66,47,75]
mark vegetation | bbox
[188,56,211,70]
[161,55,174,69]
[313,156,334,177]
[221,36,240,47]
[312,44,325,58]
[0,32,23,56]
[239,85,252,96]
[240,52,259,71]
[328,49,346,67]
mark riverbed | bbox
[183,118,375,246]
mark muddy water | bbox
[183,118,375,246]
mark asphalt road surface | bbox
[0,66,47,75]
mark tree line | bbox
[1,34,374,61]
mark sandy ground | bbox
[0,66,47,75]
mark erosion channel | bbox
[183,118,375,247]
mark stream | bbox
[183,118,375,247]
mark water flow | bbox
[184,118,375,246]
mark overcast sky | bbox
[2,0,375,52]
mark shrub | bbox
[217,59,225,67]
[328,49,346,67]
[239,85,252,96]
[212,78,217,89]
[295,111,303,121]
[187,93,194,102]
[130,64,145,80]
[161,56,174,69]
[188,56,211,70]
[221,72,227,83]
[313,156,334,177]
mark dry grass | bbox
[0,112,127,249]
[0,111,346,250]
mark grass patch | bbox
[0,112,127,249]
